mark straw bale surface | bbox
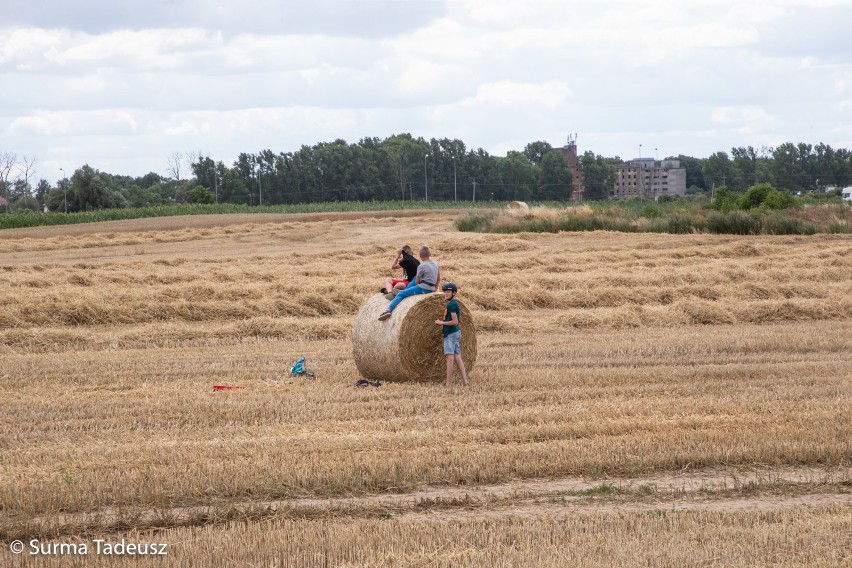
[508,201,529,210]
[352,293,477,382]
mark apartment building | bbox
[612,158,687,200]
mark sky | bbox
[2,0,852,183]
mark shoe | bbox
[380,288,388,294]
[384,293,396,300]
[378,311,392,321]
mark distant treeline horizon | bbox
[3,135,852,213]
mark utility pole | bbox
[59,167,67,213]
[452,156,457,202]
[213,162,218,204]
[257,164,263,206]
[424,154,428,201]
[472,179,476,202]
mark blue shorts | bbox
[443,331,461,355]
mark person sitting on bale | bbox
[378,245,439,321]
[380,244,419,299]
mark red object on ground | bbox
[213,385,245,391]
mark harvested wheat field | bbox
[1,210,850,567]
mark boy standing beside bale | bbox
[435,282,468,386]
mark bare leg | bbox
[383,277,394,292]
[393,282,407,293]
[454,354,468,385]
[445,355,454,386]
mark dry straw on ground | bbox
[0,211,850,566]
[352,293,477,382]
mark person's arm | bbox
[391,250,402,270]
[435,312,459,326]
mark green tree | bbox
[742,182,796,210]
[730,146,761,192]
[125,184,161,207]
[537,151,573,200]
[674,154,706,192]
[499,151,536,201]
[465,147,500,201]
[34,179,51,207]
[812,143,851,189]
[702,152,733,191]
[523,141,553,165]
[14,195,40,212]
[69,165,116,211]
[190,156,246,203]
[10,179,31,202]
[427,137,467,201]
[186,185,215,204]
[770,143,812,193]
[384,134,426,201]
[711,186,739,212]
[45,187,65,212]
[579,151,616,201]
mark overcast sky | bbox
[2,0,852,183]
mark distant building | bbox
[612,158,687,200]
[554,134,584,200]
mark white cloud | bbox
[710,106,778,136]
[453,0,540,25]
[471,81,572,109]
[0,27,62,65]
[2,0,852,182]
[10,110,139,136]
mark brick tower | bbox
[556,133,583,200]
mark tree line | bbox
[2,137,851,213]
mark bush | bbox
[186,185,215,204]
[13,196,41,212]
[706,211,762,234]
[762,213,816,235]
[741,183,774,209]
[640,202,663,218]
[741,183,799,210]
[454,212,495,232]
[762,189,797,210]
[711,187,740,213]
[556,215,609,232]
[665,214,696,234]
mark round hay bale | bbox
[352,293,477,382]
[508,200,529,211]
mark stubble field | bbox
[1,210,850,567]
